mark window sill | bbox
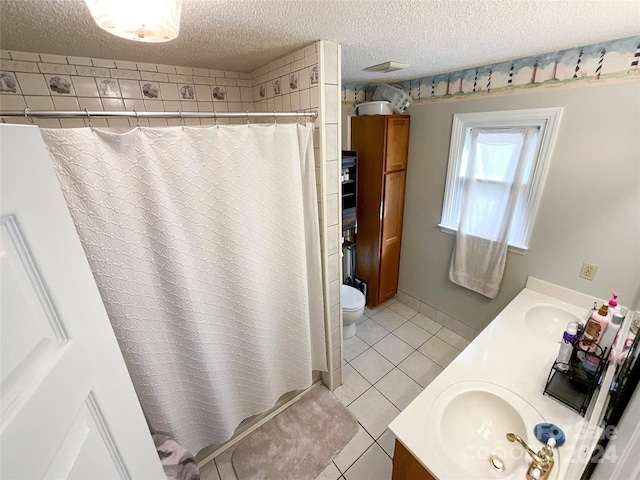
[438,224,528,255]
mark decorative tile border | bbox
[343,35,640,105]
[250,43,319,115]
[0,50,255,127]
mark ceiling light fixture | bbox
[364,61,410,73]
[84,0,183,43]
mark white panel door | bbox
[0,124,165,479]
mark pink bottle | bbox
[578,303,609,370]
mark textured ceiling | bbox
[1,0,639,82]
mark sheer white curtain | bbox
[41,123,326,454]
[449,127,537,298]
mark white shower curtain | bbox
[41,123,326,454]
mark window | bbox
[440,108,563,252]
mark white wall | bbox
[343,81,640,332]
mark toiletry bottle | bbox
[555,322,578,371]
[581,304,611,372]
[600,313,624,353]
[577,303,609,362]
[615,337,635,367]
[607,291,621,319]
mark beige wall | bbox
[343,80,640,333]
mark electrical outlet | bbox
[579,263,598,281]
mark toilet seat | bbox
[342,285,365,311]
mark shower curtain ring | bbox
[85,109,92,128]
[179,110,185,129]
[246,111,250,126]
[273,110,277,126]
[23,107,34,124]
[133,109,140,128]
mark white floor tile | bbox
[375,368,424,411]
[410,313,443,335]
[370,308,408,332]
[354,319,390,346]
[333,425,375,473]
[387,301,419,319]
[419,335,460,368]
[362,306,374,318]
[350,348,394,384]
[392,321,433,349]
[436,327,470,350]
[213,445,238,480]
[398,351,444,388]
[333,364,371,406]
[316,461,342,480]
[347,388,400,439]
[364,304,384,318]
[344,443,393,480]
[200,461,221,480]
[376,429,396,458]
[372,334,414,366]
[344,335,369,362]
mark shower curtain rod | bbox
[0,108,318,122]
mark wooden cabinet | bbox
[392,440,436,480]
[351,115,410,307]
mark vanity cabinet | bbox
[351,115,410,307]
[392,440,435,480]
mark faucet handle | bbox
[539,438,555,463]
[506,433,555,480]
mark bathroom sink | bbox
[519,303,583,343]
[428,381,558,479]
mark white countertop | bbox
[389,277,604,480]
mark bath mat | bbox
[231,384,358,480]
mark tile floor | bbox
[200,297,471,480]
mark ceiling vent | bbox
[364,61,410,73]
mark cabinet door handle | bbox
[379,201,384,221]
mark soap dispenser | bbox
[607,291,621,319]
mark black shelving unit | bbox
[341,151,357,231]
[544,342,608,416]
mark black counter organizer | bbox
[544,342,608,416]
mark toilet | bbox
[342,284,366,339]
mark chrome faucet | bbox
[506,433,555,480]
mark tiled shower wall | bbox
[0,42,343,389]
